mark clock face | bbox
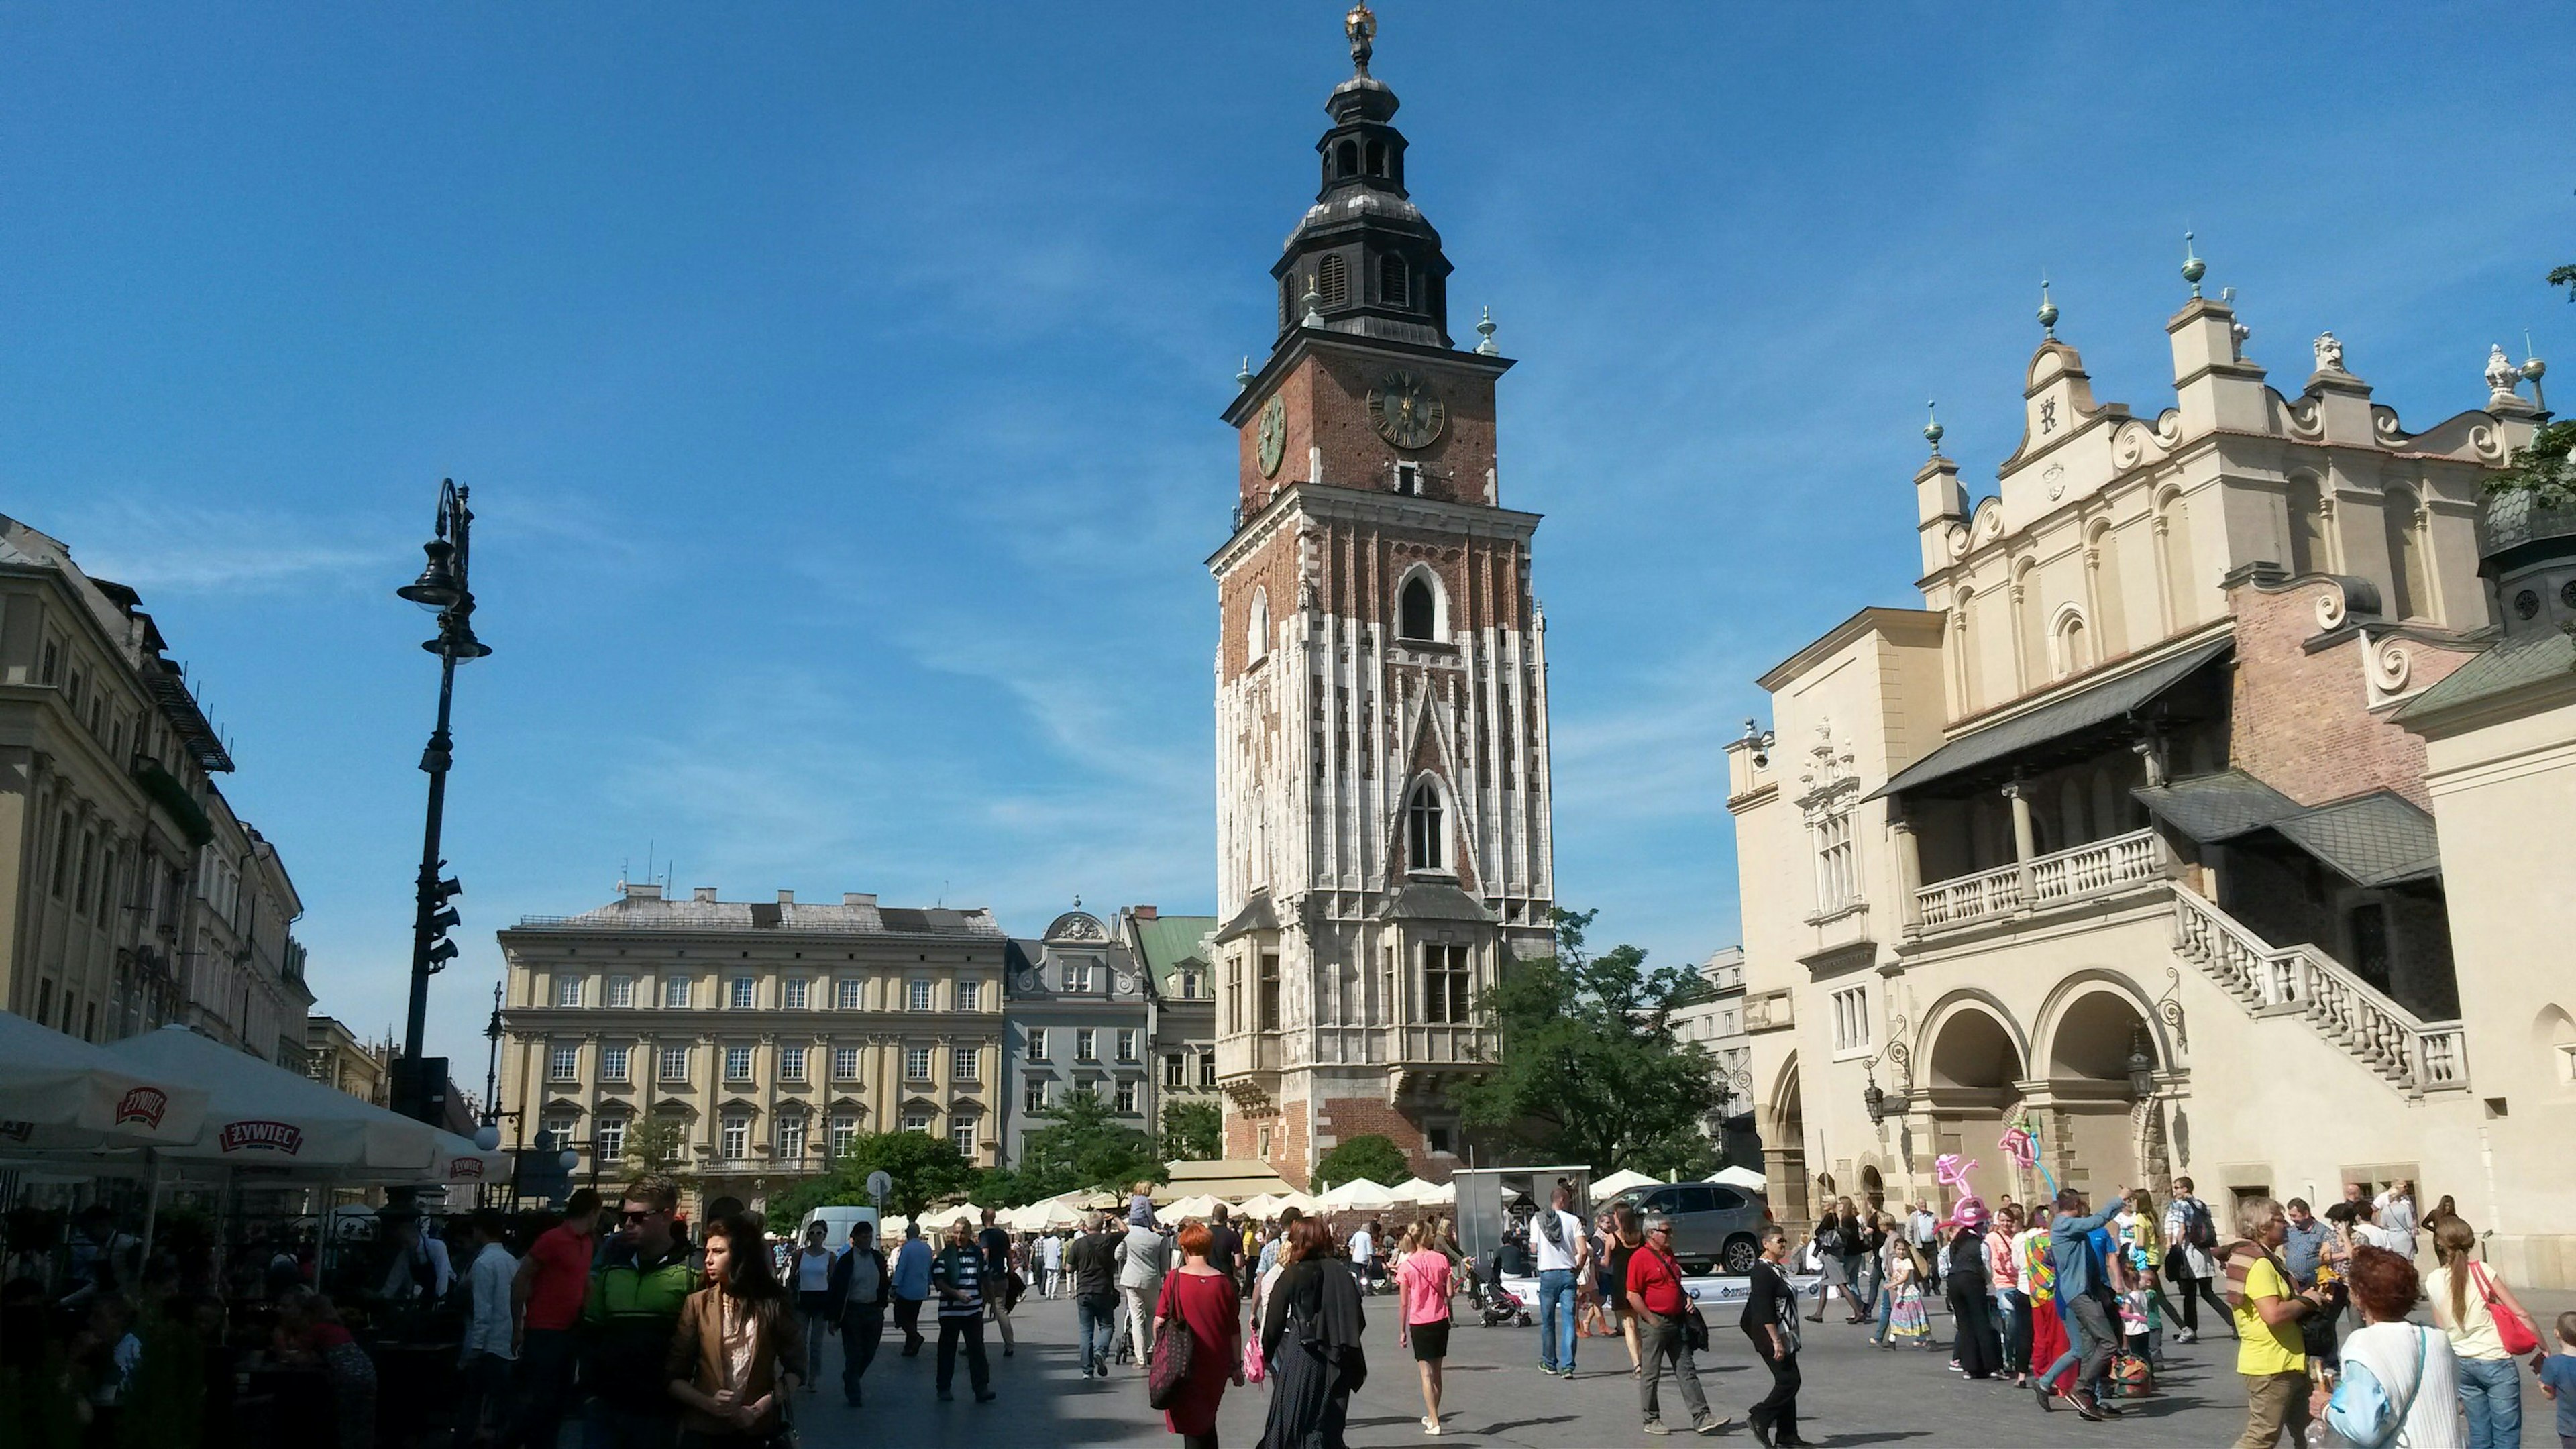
[1368,370,1446,451]
[1256,395,1287,478]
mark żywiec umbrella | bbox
[0,1010,209,1153]
[97,1025,440,1175]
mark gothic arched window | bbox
[1316,254,1349,309]
[1334,140,1359,178]
[1246,587,1270,663]
[1399,575,1436,640]
[1407,780,1444,872]
[1378,253,1408,309]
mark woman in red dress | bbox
[1155,1218,1244,1449]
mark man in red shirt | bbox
[506,1188,602,1449]
[1626,1216,1730,1437]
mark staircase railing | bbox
[2171,888,2468,1096]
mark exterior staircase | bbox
[2170,888,2469,1098]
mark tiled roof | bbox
[1872,638,2234,801]
[513,892,1002,938]
[2271,792,2442,888]
[2133,769,2304,843]
[2390,631,2576,722]
[1127,914,1218,996]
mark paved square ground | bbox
[773,1285,2573,1448]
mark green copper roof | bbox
[2390,630,2576,722]
[1128,914,1219,996]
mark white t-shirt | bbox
[1040,1236,1061,1268]
[1532,1210,1586,1273]
[798,1246,836,1293]
[1350,1229,1375,1265]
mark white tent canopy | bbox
[1710,1166,1766,1190]
[1389,1177,1454,1205]
[1315,1178,1397,1210]
[1163,1193,1223,1221]
[1590,1169,1663,1201]
[0,1010,210,1152]
[98,1025,441,1175]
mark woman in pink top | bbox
[1395,1220,1459,1435]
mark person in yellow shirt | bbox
[2222,1197,2333,1448]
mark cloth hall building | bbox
[1208,9,1557,1188]
[1727,275,2576,1287]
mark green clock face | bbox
[1256,395,1287,478]
[1368,370,1446,451]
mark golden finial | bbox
[1346,3,1377,75]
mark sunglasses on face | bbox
[621,1209,659,1224]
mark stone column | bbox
[2004,776,2037,910]
[1891,814,1924,938]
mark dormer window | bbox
[1379,254,1407,308]
[1407,781,1446,873]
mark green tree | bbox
[1014,1086,1164,1202]
[1450,907,1725,1179]
[624,1112,694,1179]
[2487,419,2575,504]
[1159,1099,1223,1163]
[1312,1134,1409,1192]
[766,1129,979,1223]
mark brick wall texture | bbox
[2225,577,2477,810]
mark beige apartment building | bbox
[495,882,1008,1214]
[0,515,313,1058]
[1725,272,2575,1285]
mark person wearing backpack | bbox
[2161,1177,2233,1344]
[2328,1244,2465,1449]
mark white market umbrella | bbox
[99,1025,439,1175]
[1271,1189,1324,1214]
[1710,1166,1766,1190]
[1238,1193,1287,1218]
[1316,1178,1397,1210]
[1387,1177,1450,1205]
[418,1131,513,1190]
[1165,1193,1222,1220]
[1591,1169,1663,1201]
[1028,1197,1085,1229]
[0,1010,209,1152]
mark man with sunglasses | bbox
[580,1175,698,1449]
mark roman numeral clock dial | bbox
[1368,369,1446,451]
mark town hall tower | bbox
[1210,5,1556,1186]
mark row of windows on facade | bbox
[33,628,203,790]
[1024,960,1206,999]
[547,1041,989,1085]
[1278,251,1430,327]
[45,803,256,942]
[547,973,983,1012]
[538,1112,979,1165]
[1218,943,1476,1036]
[1022,1075,1148,1117]
[1018,1026,1144,1065]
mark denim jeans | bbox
[1536,1268,1578,1371]
[2457,1355,2522,1449]
[1996,1291,2026,1373]
[1869,1283,1893,1344]
[1075,1293,1119,1373]
[2039,1293,2117,1397]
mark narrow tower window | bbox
[1316,254,1348,308]
[1378,254,1408,308]
[1407,781,1445,872]
[1365,140,1385,176]
[1400,576,1436,640]
[1334,140,1359,178]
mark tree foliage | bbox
[1010,1086,1165,1203]
[2486,419,2576,504]
[1450,907,1725,1180]
[623,1112,694,1180]
[1313,1134,1409,1192]
[766,1129,980,1224]
[1160,1099,1224,1163]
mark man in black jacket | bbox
[826,1220,892,1408]
[1064,1213,1122,1379]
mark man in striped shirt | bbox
[932,1216,996,1403]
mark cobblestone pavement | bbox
[761,1286,2572,1448]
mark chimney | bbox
[692,886,717,903]
[1130,905,1158,920]
[843,892,877,908]
[776,890,796,904]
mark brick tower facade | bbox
[1208,7,1556,1189]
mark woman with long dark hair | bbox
[667,1215,805,1444]
[1257,1217,1366,1449]
[1946,1201,2003,1380]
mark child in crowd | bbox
[1884,1246,1933,1350]
[2120,1265,2163,1366]
[2537,1311,2576,1449]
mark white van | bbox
[801,1204,882,1252]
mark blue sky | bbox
[4,4,2566,1077]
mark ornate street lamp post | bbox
[394,479,491,1123]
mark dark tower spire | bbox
[1270,3,1454,350]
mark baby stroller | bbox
[1474,1257,1532,1327]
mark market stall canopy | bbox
[1389,1177,1455,1205]
[1589,1169,1663,1201]
[1156,1157,1300,1204]
[1709,1166,1766,1190]
[1271,1190,1325,1215]
[98,1025,439,1174]
[1316,1178,1397,1210]
[421,1131,513,1190]
[1237,1193,1287,1218]
[0,1010,210,1152]
[1163,1193,1223,1221]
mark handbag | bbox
[2469,1264,2540,1356]
[1241,1325,1266,1384]
[1647,1244,1708,1353]
[1147,1275,1199,1410]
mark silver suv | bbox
[1613,1181,1771,1275]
